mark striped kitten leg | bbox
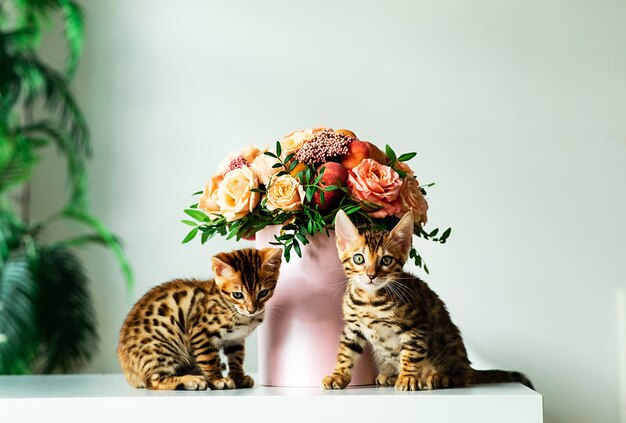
[147,373,209,390]
[322,328,367,389]
[223,342,254,388]
[192,333,235,390]
[395,336,428,391]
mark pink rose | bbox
[198,174,224,219]
[347,159,402,218]
[396,175,428,225]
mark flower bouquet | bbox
[182,127,450,273]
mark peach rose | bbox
[347,159,402,218]
[265,174,305,212]
[198,174,224,219]
[396,175,428,225]
[216,166,261,221]
[250,147,281,185]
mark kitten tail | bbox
[469,369,534,390]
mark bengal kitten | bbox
[117,247,281,390]
[322,210,533,391]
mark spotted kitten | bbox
[118,247,281,390]
[323,211,533,391]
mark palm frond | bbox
[60,0,83,78]
[34,245,96,373]
[16,120,88,211]
[19,56,90,154]
[0,250,39,374]
[61,210,134,293]
[0,132,39,195]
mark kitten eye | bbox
[232,292,244,299]
[258,289,269,299]
[381,255,393,266]
[353,253,365,265]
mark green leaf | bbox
[182,227,199,243]
[292,240,302,258]
[192,190,203,196]
[385,144,397,162]
[398,152,417,162]
[275,141,282,157]
[184,209,209,222]
[181,220,197,227]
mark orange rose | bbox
[198,174,224,219]
[396,175,428,225]
[216,166,260,221]
[347,159,402,218]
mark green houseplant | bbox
[0,0,132,374]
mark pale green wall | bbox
[33,1,626,422]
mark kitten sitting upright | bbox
[118,247,281,390]
[323,211,533,391]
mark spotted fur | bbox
[117,247,281,390]
[322,211,533,391]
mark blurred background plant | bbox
[0,0,132,374]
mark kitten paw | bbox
[208,376,236,390]
[176,375,208,391]
[234,374,255,389]
[375,373,397,386]
[322,374,350,389]
[419,371,450,390]
[395,374,420,391]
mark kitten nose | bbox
[368,274,376,281]
[246,304,257,314]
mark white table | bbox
[0,374,542,423]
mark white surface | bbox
[32,1,626,423]
[0,375,542,423]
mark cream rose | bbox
[198,174,224,219]
[396,175,428,225]
[216,166,260,221]
[250,148,281,185]
[265,174,305,212]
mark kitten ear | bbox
[335,209,360,251]
[260,247,282,272]
[211,253,235,278]
[389,212,415,255]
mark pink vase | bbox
[255,226,378,387]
